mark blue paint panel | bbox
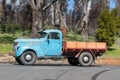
[46,39,62,56]
[14,29,63,58]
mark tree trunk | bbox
[51,4,55,27]
[31,9,43,33]
[30,0,57,34]
[0,0,6,23]
[81,0,92,41]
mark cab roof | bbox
[44,29,61,33]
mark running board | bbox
[38,56,65,59]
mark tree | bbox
[0,0,6,23]
[43,0,68,29]
[116,0,120,15]
[89,0,109,36]
[80,0,92,41]
[96,9,116,47]
[18,0,32,31]
[29,0,59,34]
[111,8,120,36]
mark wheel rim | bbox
[83,56,89,63]
[25,54,32,61]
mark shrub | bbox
[0,22,20,34]
[96,9,116,47]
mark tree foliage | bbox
[0,22,20,33]
[96,9,118,47]
[111,8,120,35]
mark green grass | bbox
[0,31,31,53]
[100,36,120,58]
[0,36,15,54]
[0,32,19,53]
[65,32,95,42]
[103,44,120,58]
[0,43,12,53]
[66,32,82,41]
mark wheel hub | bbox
[83,56,89,62]
[25,54,32,61]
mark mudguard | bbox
[15,45,45,57]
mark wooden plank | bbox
[63,41,106,51]
[86,42,97,49]
[97,42,106,49]
[76,42,87,49]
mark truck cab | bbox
[13,30,63,65]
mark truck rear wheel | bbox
[78,52,93,67]
[19,51,37,65]
[68,57,79,66]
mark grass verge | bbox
[0,43,12,54]
[0,33,18,54]
[103,44,120,58]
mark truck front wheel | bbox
[19,51,37,65]
[68,57,79,66]
[15,57,22,65]
[78,52,93,67]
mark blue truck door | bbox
[46,32,62,56]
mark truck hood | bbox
[14,38,44,43]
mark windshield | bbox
[38,31,47,38]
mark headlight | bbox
[13,42,18,52]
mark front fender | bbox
[15,46,45,57]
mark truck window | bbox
[48,32,60,39]
[38,31,47,38]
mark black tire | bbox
[15,57,22,65]
[78,52,93,67]
[19,51,37,65]
[68,57,79,66]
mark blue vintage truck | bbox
[13,29,106,66]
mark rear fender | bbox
[75,51,96,59]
